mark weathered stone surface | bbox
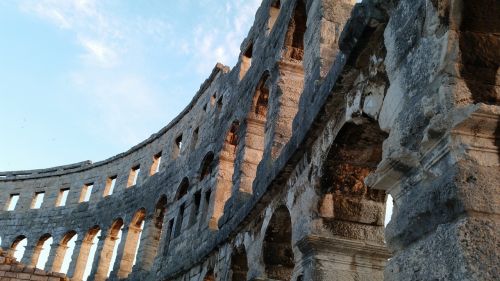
[0,0,498,280]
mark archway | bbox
[319,120,388,231]
[117,208,146,278]
[94,219,124,281]
[51,230,77,273]
[230,246,249,280]
[263,206,294,280]
[71,226,100,281]
[33,234,52,270]
[10,235,27,262]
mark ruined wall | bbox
[0,249,69,281]
[0,0,498,281]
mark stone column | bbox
[109,226,129,279]
[88,232,108,281]
[66,238,83,278]
[68,238,93,281]
[117,226,142,278]
[297,235,390,280]
[21,244,37,265]
[134,217,159,272]
[45,243,68,273]
[93,233,120,281]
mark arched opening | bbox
[136,195,168,271]
[200,152,215,181]
[118,209,146,279]
[283,0,306,61]
[176,178,189,200]
[319,120,388,237]
[10,235,27,262]
[230,246,249,281]
[94,219,124,281]
[239,43,253,80]
[240,73,270,194]
[51,230,78,273]
[59,232,77,274]
[263,206,294,280]
[267,0,281,33]
[210,121,240,228]
[73,226,100,281]
[34,234,52,270]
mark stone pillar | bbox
[68,238,93,281]
[21,244,37,265]
[66,238,83,278]
[45,243,68,273]
[109,226,129,279]
[93,233,120,281]
[134,217,159,272]
[367,0,500,280]
[88,232,108,281]
[297,235,390,280]
[117,225,142,278]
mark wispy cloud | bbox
[16,0,260,148]
[186,0,261,74]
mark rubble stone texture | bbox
[0,0,498,280]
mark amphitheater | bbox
[0,0,498,280]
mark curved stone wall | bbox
[1,0,499,281]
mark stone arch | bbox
[209,120,240,228]
[135,195,168,271]
[51,230,78,273]
[239,73,270,194]
[71,225,100,281]
[176,177,189,200]
[283,0,307,61]
[230,246,249,281]
[263,205,294,280]
[117,208,146,278]
[319,119,388,236]
[200,151,215,181]
[267,0,281,33]
[10,235,27,261]
[94,218,124,281]
[33,233,53,270]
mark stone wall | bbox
[0,249,68,281]
[0,0,498,281]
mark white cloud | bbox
[78,36,118,67]
[187,0,261,75]
[17,0,261,148]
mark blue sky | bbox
[0,0,261,171]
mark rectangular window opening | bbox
[173,203,185,238]
[56,188,70,207]
[127,166,141,187]
[173,135,183,159]
[80,183,93,203]
[104,176,117,197]
[191,128,199,151]
[6,194,19,211]
[150,152,162,175]
[31,192,45,209]
[190,191,202,226]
